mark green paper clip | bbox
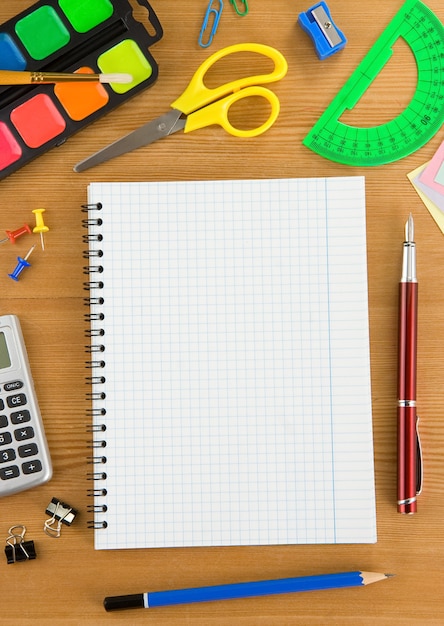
[230,0,248,16]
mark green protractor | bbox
[303,0,444,166]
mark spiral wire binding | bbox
[83,202,108,531]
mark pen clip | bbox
[415,416,423,496]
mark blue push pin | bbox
[8,245,35,281]
[298,2,346,60]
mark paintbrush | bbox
[0,70,133,84]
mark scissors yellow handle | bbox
[184,85,280,137]
[73,44,288,171]
[171,43,288,116]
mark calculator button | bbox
[22,460,42,474]
[0,415,7,428]
[7,393,27,408]
[11,410,31,424]
[1,448,16,463]
[4,380,24,392]
[18,443,38,458]
[14,426,34,441]
[0,465,19,480]
[0,432,12,445]
[0,399,4,411]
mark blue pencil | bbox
[103,571,393,611]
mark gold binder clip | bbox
[44,498,78,538]
[5,525,37,564]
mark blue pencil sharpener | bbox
[298,2,347,60]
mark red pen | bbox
[397,214,422,514]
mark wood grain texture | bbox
[0,1,443,624]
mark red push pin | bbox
[0,224,31,244]
[8,245,35,281]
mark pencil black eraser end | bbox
[103,593,145,611]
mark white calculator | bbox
[0,315,52,496]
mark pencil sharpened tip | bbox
[384,573,396,578]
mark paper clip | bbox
[230,0,248,16]
[198,0,223,48]
[44,497,78,538]
[5,525,37,564]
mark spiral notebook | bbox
[83,177,376,550]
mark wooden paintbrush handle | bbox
[0,70,34,84]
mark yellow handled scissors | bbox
[74,43,288,172]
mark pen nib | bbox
[405,213,414,243]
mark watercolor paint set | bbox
[0,0,163,180]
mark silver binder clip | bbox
[5,525,37,564]
[44,498,78,538]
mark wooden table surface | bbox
[1,1,443,624]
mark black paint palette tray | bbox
[0,0,163,180]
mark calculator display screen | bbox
[0,332,11,369]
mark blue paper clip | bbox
[198,0,224,48]
[230,0,248,16]
[298,2,346,60]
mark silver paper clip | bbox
[44,498,78,538]
[198,0,224,48]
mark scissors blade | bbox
[73,109,186,172]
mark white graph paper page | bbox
[86,177,376,549]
